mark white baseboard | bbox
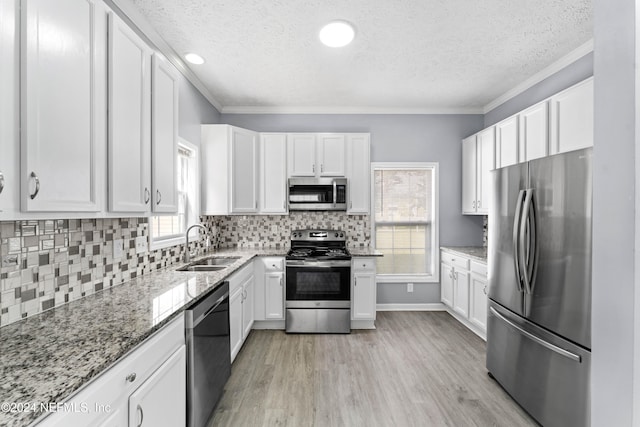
[252,320,285,330]
[376,303,447,312]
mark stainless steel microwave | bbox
[288,178,347,211]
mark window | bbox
[149,140,199,250]
[372,163,439,282]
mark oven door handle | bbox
[286,260,352,268]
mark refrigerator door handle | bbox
[519,189,538,295]
[512,189,526,292]
[490,307,581,363]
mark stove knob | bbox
[335,233,338,237]
[340,233,344,238]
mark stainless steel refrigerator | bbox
[487,147,592,427]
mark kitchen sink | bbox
[176,256,242,272]
[176,265,228,272]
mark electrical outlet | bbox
[135,236,147,254]
[113,239,124,259]
[407,283,414,293]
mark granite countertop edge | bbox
[440,246,488,263]
[0,247,287,427]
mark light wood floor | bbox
[209,311,538,427]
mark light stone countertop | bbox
[0,248,286,427]
[440,246,488,263]
[348,247,384,257]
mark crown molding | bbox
[483,39,594,114]
[105,0,223,112]
[221,105,484,115]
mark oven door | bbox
[286,261,351,308]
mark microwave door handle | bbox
[333,181,337,206]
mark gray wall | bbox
[592,0,637,424]
[221,113,485,305]
[484,52,594,127]
[178,74,221,146]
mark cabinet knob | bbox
[126,373,137,383]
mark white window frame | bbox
[149,138,200,251]
[371,162,440,283]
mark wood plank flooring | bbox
[209,311,538,427]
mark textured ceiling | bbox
[129,0,592,113]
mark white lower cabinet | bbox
[228,263,254,363]
[252,257,285,329]
[351,258,376,328]
[440,250,487,339]
[37,315,185,427]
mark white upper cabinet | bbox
[231,127,258,213]
[476,127,495,214]
[462,129,494,215]
[461,135,477,214]
[549,77,594,155]
[288,133,346,178]
[108,11,152,213]
[260,133,287,214]
[201,125,258,215]
[288,134,316,176]
[346,134,370,214]
[518,101,549,162]
[0,0,18,218]
[21,0,106,212]
[495,115,519,168]
[317,134,346,176]
[151,54,179,213]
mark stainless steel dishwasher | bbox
[185,281,231,427]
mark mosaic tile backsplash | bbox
[0,212,370,327]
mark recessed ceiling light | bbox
[319,21,355,48]
[185,53,205,65]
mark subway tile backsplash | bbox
[0,212,370,327]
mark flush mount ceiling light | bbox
[319,21,355,47]
[184,53,205,65]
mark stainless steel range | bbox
[285,229,351,333]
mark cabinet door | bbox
[265,272,284,320]
[0,0,18,217]
[151,54,179,213]
[231,127,258,213]
[346,134,370,214]
[260,133,287,214]
[549,78,594,155]
[352,272,376,320]
[476,127,495,214]
[21,0,106,212]
[519,101,549,162]
[453,269,470,318]
[317,134,345,176]
[441,263,454,307]
[288,134,316,176]
[108,12,152,213]
[469,273,488,332]
[242,276,255,339]
[229,286,243,362]
[461,135,477,214]
[128,345,186,427]
[496,116,519,168]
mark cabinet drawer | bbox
[352,258,376,271]
[441,252,470,270]
[470,260,488,276]
[261,257,284,271]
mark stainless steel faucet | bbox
[184,224,207,263]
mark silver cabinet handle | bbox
[279,276,283,286]
[321,164,324,173]
[312,164,315,173]
[354,277,357,286]
[255,200,258,210]
[136,404,144,427]
[350,201,353,209]
[126,373,137,382]
[477,200,481,208]
[0,172,4,194]
[144,187,150,204]
[472,200,476,209]
[29,172,40,200]
[156,190,162,205]
[483,285,488,295]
